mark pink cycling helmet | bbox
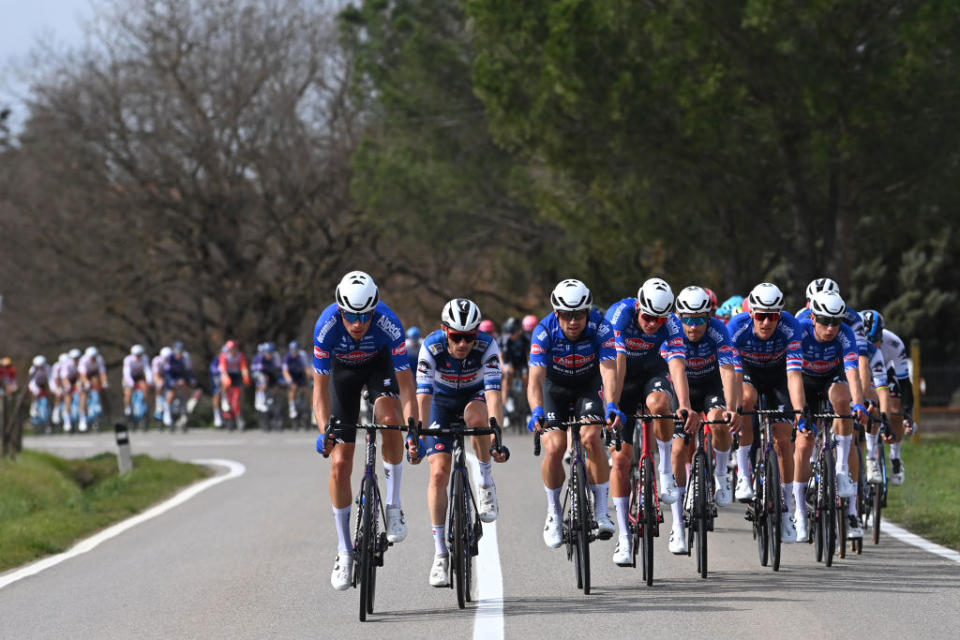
[522,314,538,332]
[479,319,496,334]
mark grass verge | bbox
[0,450,210,572]
[885,433,960,551]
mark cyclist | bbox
[499,316,531,418]
[673,286,741,507]
[252,342,282,415]
[314,271,418,591]
[49,353,67,426]
[152,347,171,421]
[861,310,914,485]
[76,346,108,432]
[162,341,200,427]
[405,327,422,372]
[522,314,538,337]
[407,297,507,587]
[122,345,154,417]
[793,290,869,541]
[59,349,82,432]
[0,357,18,394]
[605,278,698,560]
[716,295,745,323]
[210,348,226,428]
[479,318,498,341]
[218,340,251,429]
[862,334,892,483]
[283,340,310,419]
[28,355,51,426]
[525,280,621,553]
[727,282,806,543]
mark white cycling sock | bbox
[671,487,685,525]
[737,446,752,479]
[657,439,673,475]
[333,505,352,555]
[714,448,730,478]
[591,482,610,517]
[836,434,853,473]
[478,459,494,486]
[545,486,562,517]
[865,432,878,459]
[383,462,402,508]
[613,496,630,537]
[848,491,858,516]
[794,481,808,516]
[890,442,902,460]
[782,482,795,513]
[432,524,447,555]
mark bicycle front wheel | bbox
[824,450,837,566]
[873,446,886,545]
[694,454,709,578]
[765,447,782,572]
[642,456,656,586]
[453,471,468,609]
[574,460,591,595]
[358,479,375,621]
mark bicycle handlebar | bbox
[532,415,612,456]
[407,417,510,462]
[320,420,410,458]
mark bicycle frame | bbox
[684,417,727,578]
[807,397,855,567]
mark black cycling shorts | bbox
[330,348,399,443]
[688,373,726,414]
[619,370,677,445]
[742,364,794,418]
[802,367,846,408]
[541,373,604,431]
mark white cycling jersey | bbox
[877,328,910,381]
[151,355,165,384]
[59,359,78,381]
[78,353,106,377]
[28,363,51,396]
[123,354,154,388]
[867,345,887,390]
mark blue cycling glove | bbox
[852,403,868,416]
[316,432,330,454]
[406,434,426,460]
[528,406,546,432]
[796,417,817,437]
[606,401,627,426]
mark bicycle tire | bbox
[574,459,591,594]
[629,467,641,569]
[824,448,837,566]
[358,479,375,621]
[873,445,885,545]
[641,456,655,586]
[838,498,848,560]
[453,471,468,609]
[766,447,782,572]
[754,456,769,567]
[694,452,708,579]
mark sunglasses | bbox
[753,312,781,323]
[680,315,709,326]
[557,310,588,321]
[340,310,371,324]
[447,331,478,344]
[639,312,667,324]
[815,316,844,327]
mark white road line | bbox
[467,453,504,640]
[881,518,960,564]
[0,458,246,591]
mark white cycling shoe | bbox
[479,483,499,523]
[715,473,733,506]
[596,512,615,540]
[543,513,563,548]
[865,458,882,484]
[669,523,688,554]
[659,472,680,504]
[613,537,632,566]
[890,459,905,486]
[330,553,353,591]
[794,511,810,543]
[848,515,864,539]
[781,513,798,543]
[385,506,407,543]
[837,471,857,499]
[429,553,449,587]
[735,474,755,502]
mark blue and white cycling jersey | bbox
[877,328,910,381]
[727,311,803,372]
[283,350,308,378]
[795,305,868,356]
[605,299,685,375]
[313,301,409,375]
[796,319,859,377]
[252,353,282,384]
[866,342,888,389]
[416,330,501,396]
[672,317,742,382]
[529,309,616,384]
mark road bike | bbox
[29,391,52,433]
[861,412,891,546]
[257,384,286,432]
[221,380,245,431]
[322,419,414,621]
[129,381,150,431]
[683,416,728,578]
[805,399,854,567]
[410,417,508,608]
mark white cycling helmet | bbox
[335,270,379,314]
[160,346,173,359]
[810,290,846,319]
[637,279,675,317]
[68,348,82,360]
[131,344,146,356]
[85,346,98,358]
[805,277,840,301]
[747,282,785,312]
[441,298,482,332]
[58,352,68,363]
[550,279,593,311]
[33,355,47,367]
[675,286,713,314]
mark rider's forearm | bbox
[720,365,738,411]
[787,370,806,416]
[312,372,331,429]
[667,358,691,408]
[600,359,620,404]
[417,393,432,427]
[396,368,418,423]
[846,368,865,407]
[485,388,504,426]
[527,367,545,410]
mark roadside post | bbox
[911,339,921,442]
[115,422,134,473]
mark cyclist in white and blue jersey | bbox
[314,271,419,591]
[727,282,806,543]
[526,280,622,552]
[793,290,869,541]
[282,341,309,419]
[407,298,506,587]
[605,278,698,561]
[672,286,742,509]
[862,339,892,484]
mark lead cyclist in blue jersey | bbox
[526,279,622,551]
[727,282,806,543]
[407,298,507,587]
[314,271,419,591]
[793,290,869,541]
[605,278,698,561]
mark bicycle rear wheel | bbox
[754,457,769,567]
[838,498,848,560]
[873,446,886,545]
[641,456,656,586]
[694,453,708,579]
[358,479,375,621]
[824,449,837,566]
[765,447,782,572]
[574,460,591,594]
[453,471,468,609]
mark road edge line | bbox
[467,452,504,640]
[880,517,960,564]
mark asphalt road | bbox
[3,430,959,639]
